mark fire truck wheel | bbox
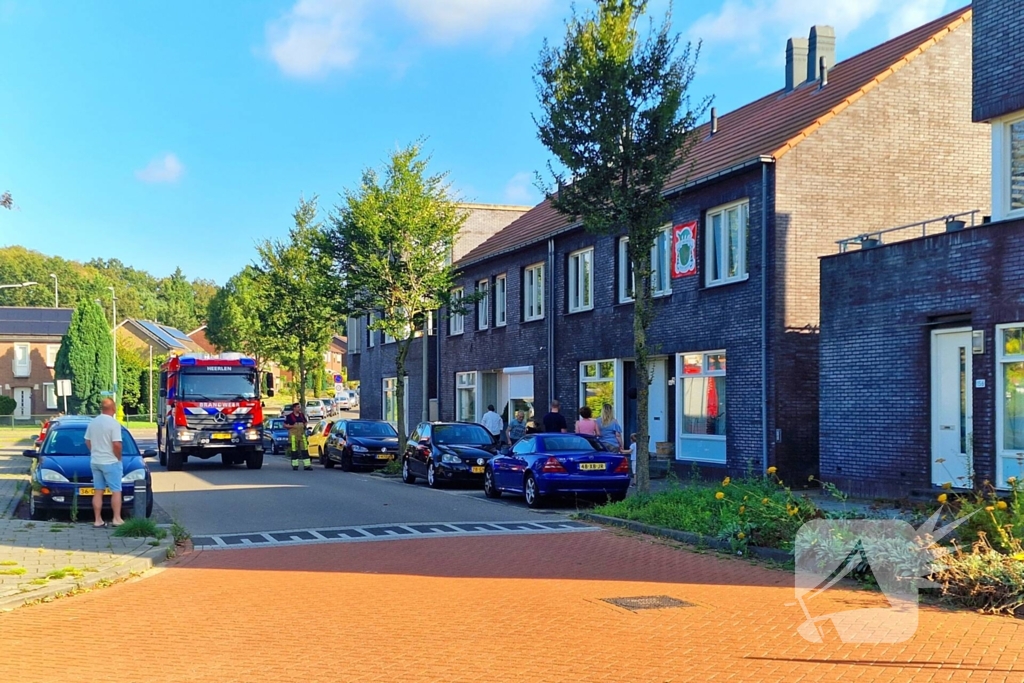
[222,453,237,467]
[167,449,184,472]
[245,449,263,470]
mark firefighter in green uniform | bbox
[284,402,312,471]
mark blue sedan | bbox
[484,433,630,508]
[24,416,155,521]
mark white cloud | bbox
[503,171,539,205]
[689,0,951,63]
[395,0,552,44]
[266,0,367,79]
[136,153,184,184]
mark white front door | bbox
[13,387,32,420]
[648,359,668,450]
[931,329,973,487]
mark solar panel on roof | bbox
[137,320,186,349]
[161,326,192,341]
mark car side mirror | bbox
[23,449,38,458]
[266,389,275,398]
[158,388,167,398]
[143,449,158,458]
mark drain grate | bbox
[601,595,694,611]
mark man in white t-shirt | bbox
[84,398,124,527]
[480,405,504,444]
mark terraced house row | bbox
[351,5,1019,496]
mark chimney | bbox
[806,25,835,84]
[785,37,808,92]
[710,107,718,135]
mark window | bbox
[456,371,477,422]
[996,325,1024,487]
[568,248,594,313]
[677,351,727,463]
[993,115,1024,220]
[449,288,465,335]
[523,263,545,321]
[477,279,489,330]
[618,229,671,302]
[46,344,59,368]
[494,274,507,327]
[706,200,749,286]
[12,343,30,378]
[368,313,377,348]
[580,360,616,416]
[347,317,362,354]
[44,383,57,410]
[383,377,397,425]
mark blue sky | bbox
[0,0,959,283]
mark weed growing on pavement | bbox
[170,520,190,544]
[27,579,48,586]
[0,567,26,576]
[382,458,402,475]
[0,560,18,566]
[112,518,161,538]
[23,522,34,529]
[148,540,159,547]
[45,566,85,580]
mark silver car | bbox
[305,399,326,420]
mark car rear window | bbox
[540,435,596,452]
[268,419,284,429]
[43,426,141,456]
[434,424,492,446]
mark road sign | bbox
[56,380,72,397]
[334,374,342,383]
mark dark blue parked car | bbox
[24,416,155,520]
[484,433,630,508]
[262,418,290,454]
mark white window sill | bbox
[567,306,594,315]
[495,322,507,328]
[449,331,464,337]
[523,316,545,323]
[653,290,672,299]
[705,274,750,289]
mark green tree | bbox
[55,301,114,414]
[115,338,145,414]
[256,196,341,405]
[191,278,218,326]
[534,0,708,492]
[205,266,277,367]
[157,267,198,331]
[328,142,465,441]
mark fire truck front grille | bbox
[185,415,241,430]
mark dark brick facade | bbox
[820,217,1024,498]
[351,334,436,436]
[972,0,1024,122]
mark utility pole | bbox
[148,345,153,420]
[108,286,117,401]
[421,312,430,422]
[49,273,58,308]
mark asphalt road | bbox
[138,421,578,537]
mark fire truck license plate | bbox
[211,433,232,440]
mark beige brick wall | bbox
[775,19,991,330]
[453,203,531,262]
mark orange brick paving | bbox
[0,529,1021,683]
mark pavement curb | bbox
[576,513,794,564]
[2,480,23,519]
[0,540,170,612]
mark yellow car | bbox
[306,418,337,462]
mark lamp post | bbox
[108,286,117,401]
[49,274,58,308]
[0,281,39,290]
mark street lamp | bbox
[49,274,58,308]
[0,281,39,290]
[108,286,117,401]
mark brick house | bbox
[820,0,1023,497]
[325,335,347,385]
[0,307,73,419]
[348,203,530,426]
[187,325,217,354]
[438,7,988,481]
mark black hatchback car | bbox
[401,422,498,488]
[323,419,401,471]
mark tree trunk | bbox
[632,243,654,494]
[298,345,307,406]
[395,338,411,441]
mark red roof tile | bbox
[459,6,972,265]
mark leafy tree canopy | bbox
[55,301,113,414]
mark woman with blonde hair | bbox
[597,403,624,452]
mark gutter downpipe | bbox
[422,312,430,423]
[761,160,772,475]
[547,238,555,406]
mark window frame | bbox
[455,371,478,423]
[368,313,377,348]
[579,359,618,419]
[523,262,545,322]
[567,247,595,313]
[494,274,507,327]
[705,199,750,288]
[477,279,489,330]
[676,350,728,464]
[12,342,30,378]
[618,237,634,303]
[44,382,57,410]
[45,344,59,368]
[449,287,465,336]
[993,112,1024,221]
[618,228,672,302]
[382,377,397,425]
[995,323,1024,489]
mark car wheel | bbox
[427,462,442,489]
[483,467,502,498]
[167,449,184,472]
[340,449,352,472]
[401,457,416,484]
[245,449,264,470]
[29,494,48,521]
[322,448,335,469]
[524,473,545,509]
[222,453,236,467]
[158,440,167,467]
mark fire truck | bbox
[156,353,274,471]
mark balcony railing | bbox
[836,210,981,253]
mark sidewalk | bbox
[0,433,172,611]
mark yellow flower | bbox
[1012,552,1024,562]
[997,501,1008,511]
[737,532,745,540]
[937,493,948,504]
[767,466,777,475]
[778,479,784,486]
[722,477,731,486]
[985,506,995,512]
[1008,477,1018,485]
[739,506,746,515]
[715,492,725,500]
[942,482,952,490]
[788,507,799,517]
[762,498,769,505]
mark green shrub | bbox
[0,395,15,416]
[112,518,161,538]
[932,538,1024,616]
[948,478,1023,554]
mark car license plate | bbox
[471,466,485,474]
[376,453,392,460]
[211,433,232,440]
[79,488,112,496]
[578,462,606,471]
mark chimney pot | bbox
[807,25,836,84]
[785,37,808,92]
[819,57,828,87]
[710,107,718,135]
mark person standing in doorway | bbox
[480,404,504,444]
[84,398,124,528]
[542,400,568,433]
[507,410,528,446]
[285,402,311,471]
[598,403,624,452]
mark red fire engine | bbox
[156,353,274,471]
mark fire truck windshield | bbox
[179,371,258,401]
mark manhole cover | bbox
[601,595,694,611]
